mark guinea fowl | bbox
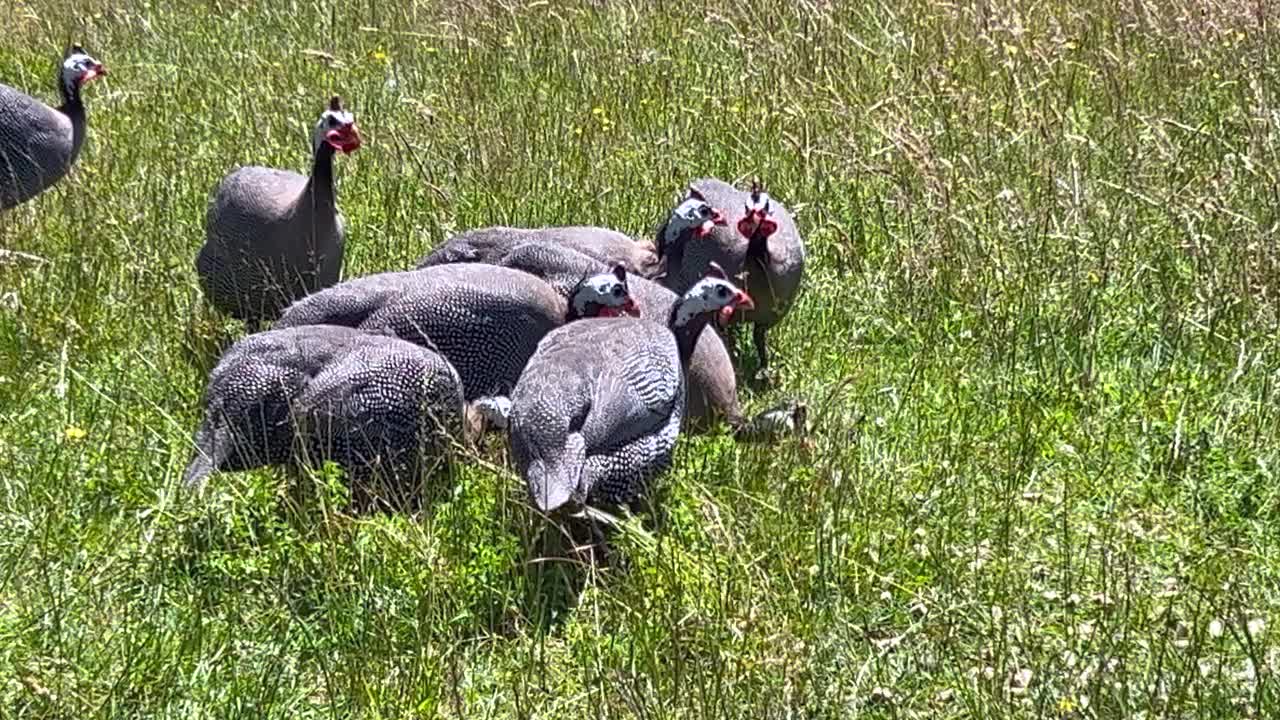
[183,325,464,500]
[656,178,806,382]
[196,96,362,328]
[0,46,106,211]
[416,225,661,278]
[273,263,637,403]
[510,266,755,513]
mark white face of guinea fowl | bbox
[663,198,727,248]
[311,97,362,154]
[737,187,779,241]
[60,49,106,92]
[674,273,755,328]
[572,265,640,318]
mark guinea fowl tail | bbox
[183,453,216,490]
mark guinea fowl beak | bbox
[736,206,778,241]
[597,295,639,318]
[82,64,106,84]
[326,123,362,154]
[711,208,728,226]
[716,290,754,327]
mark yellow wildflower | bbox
[64,426,87,441]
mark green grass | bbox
[3,0,1280,716]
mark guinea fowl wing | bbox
[574,319,680,451]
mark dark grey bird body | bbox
[512,317,685,512]
[416,226,660,278]
[0,48,104,210]
[275,264,570,401]
[489,241,741,428]
[183,325,463,493]
[657,178,806,375]
[512,273,754,512]
[294,336,464,486]
[196,159,346,325]
[196,97,360,327]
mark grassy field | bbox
[2,0,1280,716]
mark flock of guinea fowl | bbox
[2,46,809,521]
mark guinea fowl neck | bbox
[667,300,713,366]
[57,79,87,151]
[746,227,772,264]
[306,142,338,213]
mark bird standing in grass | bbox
[656,178,806,384]
[0,45,106,211]
[196,96,362,329]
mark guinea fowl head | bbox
[312,96,362,155]
[672,262,754,329]
[60,46,106,96]
[736,180,780,244]
[570,263,640,319]
[660,197,727,252]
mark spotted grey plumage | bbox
[0,46,105,211]
[195,96,362,327]
[274,263,635,402]
[294,335,465,492]
[489,240,742,429]
[656,178,806,379]
[183,325,463,495]
[416,225,660,278]
[511,270,755,513]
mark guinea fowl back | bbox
[357,264,567,400]
[274,269,423,329]
[295,335,465,499]
[417,225,660,277]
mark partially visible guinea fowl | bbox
[274,263,637,402]
[656,178,806,382]
[183,325,464,498]
[416,225,661,278]
[511,267,755,513]
[196,96,362,328]
[0,46,106,211]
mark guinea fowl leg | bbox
[752,324,776,386]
